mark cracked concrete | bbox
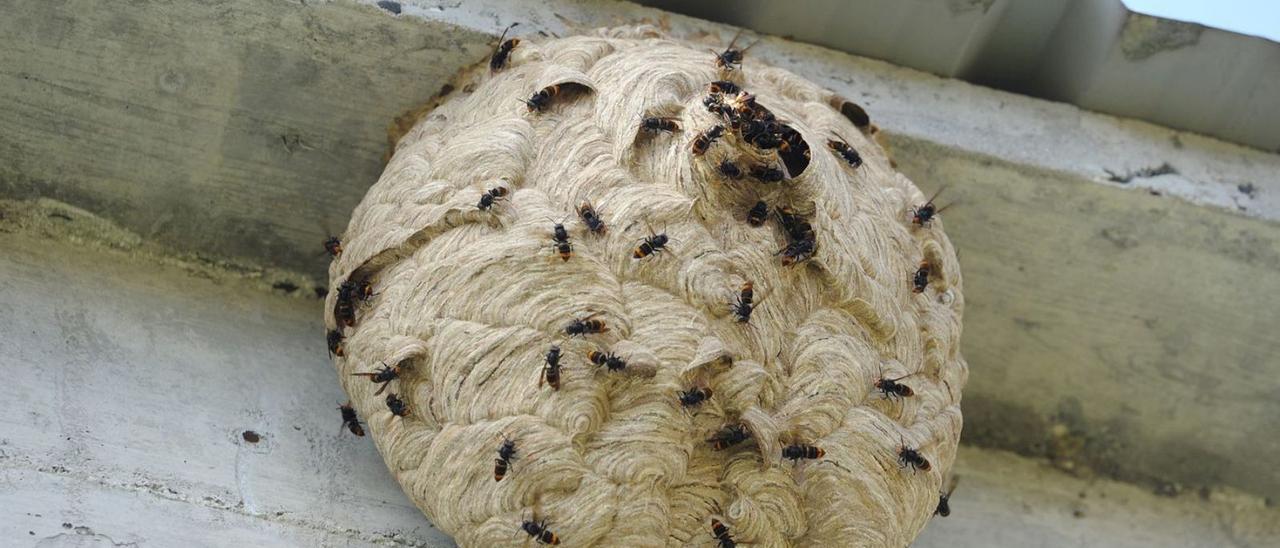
[34,525,140,548]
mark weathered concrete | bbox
[1051,10,1280,153]
[0,226,452,547]
[889,137,1280,498]
[637,0,1280,152]
[0,0,490,277]
[3,230,1276,546]
[918,446,1280,548]
[2,0,1278,510]
[401,0,1280,222]
[3,0,1277,280]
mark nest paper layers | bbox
[325,25,966,548]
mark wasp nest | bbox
[326,25,966,548]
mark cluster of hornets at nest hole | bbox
[315,26,960,545]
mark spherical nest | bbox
[325,25,966,548]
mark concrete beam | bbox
[890,136,1280,498]
[2,232,1275,546]
[919,446,1280,548]
[636,0,1280,152]
[0,0,490,276]
[0,227,453,546]
[3,0,1276,279]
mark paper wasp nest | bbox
[326,25,966,548]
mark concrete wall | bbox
[2,0,1278,537]
[0,226,454,546]
[890,136,1280,495]
[0,0,489,275]
[4,227,1276,546]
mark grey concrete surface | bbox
[889,137,1280,499]
[0,228,452,547]
[0,0,491,277]
[638,0,1019,79]
[1049,10,1280,154]
[917,447,1280,548]
[406,0,1280,222]
[2,0,1279,519]
[3,231,1276,547]
[637,0,1280,152]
